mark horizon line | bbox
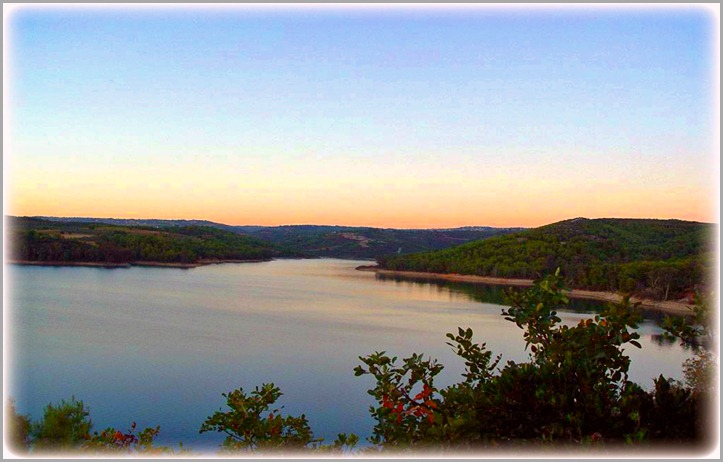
[4,214,716,230]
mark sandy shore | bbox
[132,259,270,268]
[8,259,270,269]
[356,266,694,317]
[197,258,270,265]
[8,260,132,268]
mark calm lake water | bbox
[7,259,692,452]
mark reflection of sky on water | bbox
[7,259,693,453]
[374,272,673,320]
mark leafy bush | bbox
[5,399,31,453]
[29,397,92,451]
[82,421,182,455]
[199,383,319,452]
[199,383,358,454]
[354,271,710,450]
[5,397,174,456]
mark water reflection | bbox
[651,333,680,348]
[375,273,671,322]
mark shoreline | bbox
[356,266,694,317]
[6,259,695,316]
[7,258,271,269]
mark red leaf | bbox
[382,394,393,409]
[414,384,433,401]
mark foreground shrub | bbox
[29,397,92,452]
[199,383,358,454]
[82,422,180,455]
[6,399,31,453]
[354,270,710,450]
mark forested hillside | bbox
[378,218,714,300]
[242,225,521,259]
[33,216,522,259]
[7,217,292,265]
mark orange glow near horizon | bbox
[4,6,719,230]
[6,164,716,228]
[6,139,718,228]
[7,140,718,229]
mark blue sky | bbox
[6,5,718,227]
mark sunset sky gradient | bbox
[4,4,719,228]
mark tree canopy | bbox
[378,218,714,301]
[7,217,295,265]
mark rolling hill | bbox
[377,217,715,301]
[238,224,522,259]
[29,216,522,260]
[7,217,293,265]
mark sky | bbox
[4,4,719,228]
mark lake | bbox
[6,259,693,452]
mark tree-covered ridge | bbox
[378,218,714,300]
[7,217,294,265]
[33,216,523,260]
[244,225,522,259]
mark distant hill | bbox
[7,217,294,265]
[378,218,715,301]
[34,216,242,232]
[29,216,523,260]
[239,225,522,259]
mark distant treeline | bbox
[378,218,714,301]
[8,217,293,264]
[243,225,522,259]
[33,216,523,260]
